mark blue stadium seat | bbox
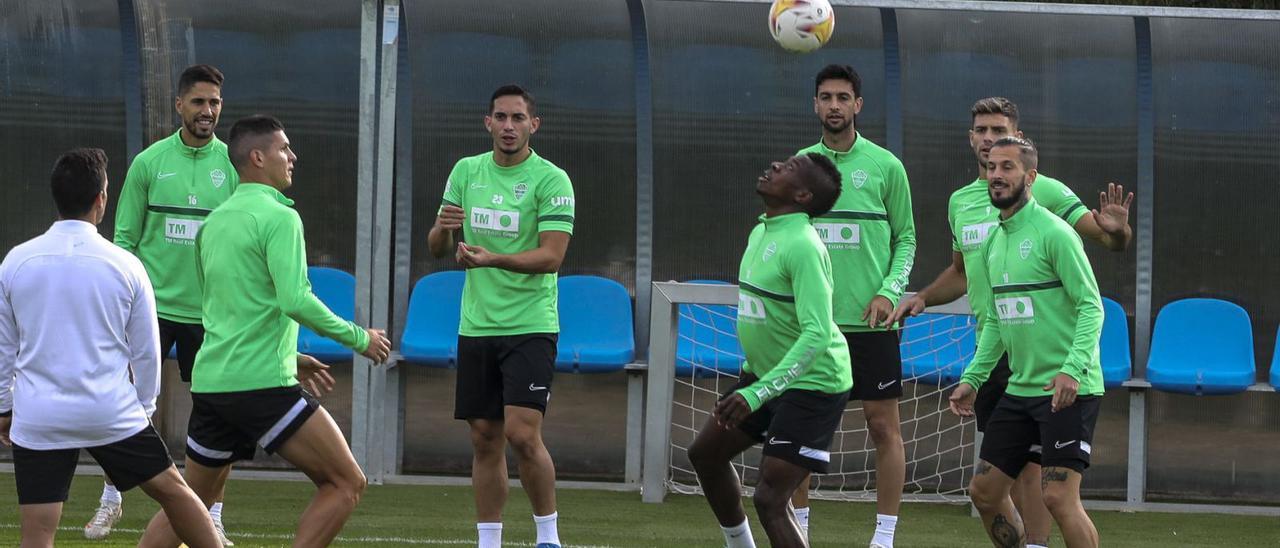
[556,275,634,373]
[676,280,742,377]
[1100,297,1132,388]
[900,313,976,385]
[400,270,465,368]
[1147,298,1255,395]
[297,267,356,362]
[1271,326,1280,390]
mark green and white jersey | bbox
[114,129,239,323]
[948,174,1088,331]
[798,134,916,332]
[735,213,854,412]
[440,150,574,336]
[960,199,1105,398]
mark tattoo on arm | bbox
[990,513,1024,548]
[1041,466,1071,491]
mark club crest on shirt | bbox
[763,241,778,261]
[513,182,528,202]
[1019,239,1033,259]
[210,169,227,189]
[851,169,868,189]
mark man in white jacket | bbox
[0,148,221,548]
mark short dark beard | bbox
[822,117,852,135]
[989,174,1028,210]
[185,118,214,139]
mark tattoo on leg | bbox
[1041,467,1070,491]
[991,513,1023,548]
[977,461,994,476]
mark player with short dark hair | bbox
[1,148,222,548]
[889,97,1132,548]
[950,136,1105,548]
[107,63,240,544]
[137,115,392,548]
[427,84,575,548]
[792,63,916,548]
[688,153,851,548]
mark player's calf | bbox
[137,466,221,548]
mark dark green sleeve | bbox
[878,161,916,305]
[265,211,370,353]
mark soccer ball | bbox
[769,0,835,53]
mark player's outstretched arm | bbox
[455,230,570,274]
[889,250,969,326]
[1074,183,1133,251]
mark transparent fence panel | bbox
[1147,17,1280,504]
[401,0,636,478]
[647,1,885,282]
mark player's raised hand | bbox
[948,383,977,417]
[887,293,926,327]
[361,328,391,365]
[713,393,751,430]
[1044,373,1079,412]
[862,295,894,329]
[435,205,465,231]
[296,353,337,396]
[1092,182,1133,236]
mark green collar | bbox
[169,128,220,158]
[813,131,860,157]
[235,182,295,207]
[758,211,811,229]
[999,197,1039,232]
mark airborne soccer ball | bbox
[769,0,835,53]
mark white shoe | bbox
[870,543,892,548]
[84,501,122,540]
[214,518,235,546]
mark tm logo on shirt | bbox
[961,222,998,247]
[814,222,860,249]
[470,207,520,237]
[164,219,202,244]
[995,296,1035,324]
[738,293,766,323]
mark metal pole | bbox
[641,283,678,502]
[1127,15,1154,507]
[628,0,655,358]
[372,0,402,482]
[352,0,379,477]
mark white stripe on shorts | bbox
[258,398,308,449]
[1030,444,1043,454]
[187,436,233,460]
[799,446,831,463]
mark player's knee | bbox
[504,426,543,458]
[867,416,902,445]
[968,475,1005,511]
[751,484,787,518]
[1040,481,1076,514]
[686,438,717,470]
[470,425,504,453]
[331,466,367,507]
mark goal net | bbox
[642,281,978,504]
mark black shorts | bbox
[980,394,1101,479]
[159,318,205,383]
[722,374,849,474]
[975,353,1013,433]
[454,333,557,420]
[186,385,319,467]
[13,425,172,505]
[845,330,903,401]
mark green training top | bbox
[949,173,1088,333]
[439,150,575,337]
[798,134,916,332]
[192,183,370,393]
[114,129,239,323]
[735,212,854,412]
[959,199,1105,398]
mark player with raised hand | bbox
[688,153,851,548]
[950,136,1105,548]
[888,97,1131,548]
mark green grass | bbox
[0,473,1272,546]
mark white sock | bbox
[100,483,122,506]
[871,513,897,547]
[1028,545,1049,548]
[209,502,223,524]
[477,522,502,548]
[721,518,756,548]
[533,512,560,546]
[793,506,810,540]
